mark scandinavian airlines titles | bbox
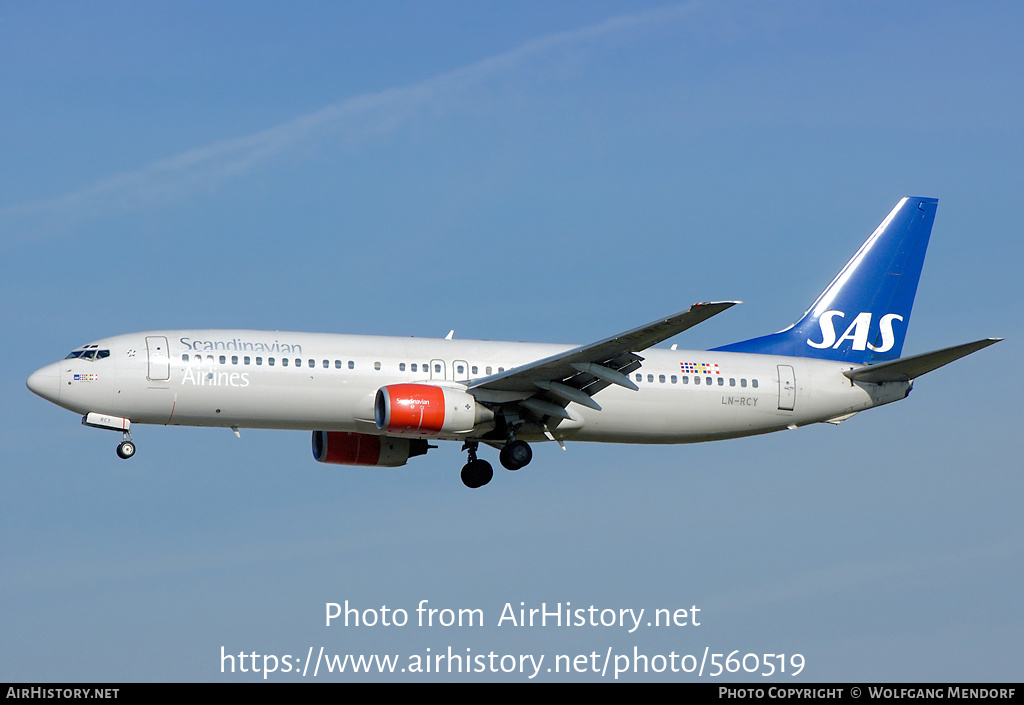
[181,366,251,388]
[179,336,304,355]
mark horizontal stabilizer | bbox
[843,338,1001,384]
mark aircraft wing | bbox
[843,338,1002,384]
[467,301,739,415]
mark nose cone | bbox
[27,362,61,403]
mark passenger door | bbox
[146,336,170,381]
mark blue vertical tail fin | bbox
[712,197,937,364]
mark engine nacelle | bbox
[311,431,428,467]
[374,384,484,436]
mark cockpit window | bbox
[64,348,110,361]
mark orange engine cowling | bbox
[374,384,480,436]
[311,431,429,467]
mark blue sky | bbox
[2,1,1021,682]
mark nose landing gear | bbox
[82,413,137,460]
[115,428,136,459]
[116,438,136,459]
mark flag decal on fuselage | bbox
[680,362,720,375]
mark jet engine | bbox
[374,383,488,436]
[311,431,429,467]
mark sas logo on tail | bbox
[807,311,903,352]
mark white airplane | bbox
[27,197,999,488]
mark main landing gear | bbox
[499,439,532,471]
[460,437,534,488]
[460,442,493,489]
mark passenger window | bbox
[308,359,314,368]
[659,375,666,383]
[472,366,478,374]
[694,376,701,385]
[219,355,226,364]
[434,364,441,373]
[752,379,759,388]
[256,357,263,366]
[282,358,289,367]
[232,355,238,365]
[182,354,189,363]
[730,378,736,387]
[682,376,689,384]
[294,358,301,367]
[456,364,465,375]
[671,375,677,384]
[322,360,328,369]
[348,361,355,369]
[717,377,724,386]
[706,377,713,386]
[268,358,275,366]
[635,374,642,382]
[375,362,382,371]
[244,356,251,365]
[410,363,417,372]
[740,378,747,388]
[335,360,342,369]
[399,363,406,371]
[486,367,492,375]
[498,367,505,373]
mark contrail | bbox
[2,4,696,239]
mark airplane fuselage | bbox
[32,329,908,444]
